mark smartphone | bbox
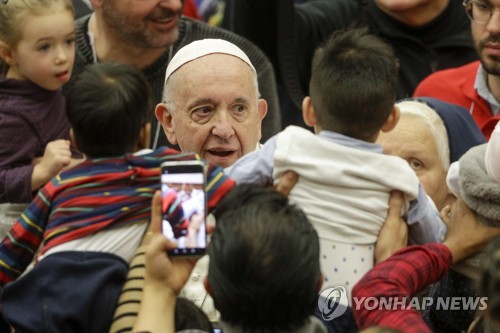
[160,160,207,257]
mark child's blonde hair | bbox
[0,0,74,75]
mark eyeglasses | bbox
[464,0,500,25]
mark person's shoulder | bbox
[415,61,480,94]
[427,61,480,80]
[276,125,315,142]
[73,14,93,68]
[75,14,91,31]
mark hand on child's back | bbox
[31,140,71,190]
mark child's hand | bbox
[31,140,71,190]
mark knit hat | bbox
[164,39,256,83]
[456,144,500,226]
[412,97,486,163]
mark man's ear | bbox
[256,99,268,142]
[155,103,177,145]
[138,123,151,150]
[381,105,400,133]
[203,276,213,297]
[0,41,15,66]
[302,96,317,127]
[257,98,268,120]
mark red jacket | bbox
[414,61,500,140]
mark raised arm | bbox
[353,194,500,332]
[353,244,447,333]
[133,192,197,333]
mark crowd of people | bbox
[0,0,500,333]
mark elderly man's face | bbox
[377,115,451,210]
[156,54,267,168]
[99,0,184,48]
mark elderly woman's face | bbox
[377,115,452,210]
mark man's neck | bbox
[377,0,450,27]
[90,13,168,69]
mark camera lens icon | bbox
[317,286,349,321]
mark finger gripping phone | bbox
[160,160,207,257]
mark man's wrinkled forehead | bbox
[164,38,256,84]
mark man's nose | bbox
[211,113,236,140]
[487,10,500,34]
[158,0,183,12]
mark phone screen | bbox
[160,161,207,256]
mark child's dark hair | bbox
[209,184,320,331]
[309,27,398,140]
[66,62,152,157]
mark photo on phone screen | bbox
[160,161,207,256]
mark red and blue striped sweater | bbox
[0,147,235,286]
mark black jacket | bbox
[226,0,478,107]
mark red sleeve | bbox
[352,243,452,332]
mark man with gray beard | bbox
[69,0,281,149]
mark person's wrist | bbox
[143,278,178,299]
[444,238,482,263]
[31,164,49,190]
[443,239,463,263]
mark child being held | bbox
[227,28,446,297]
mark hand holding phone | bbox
[160,160,207,257]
